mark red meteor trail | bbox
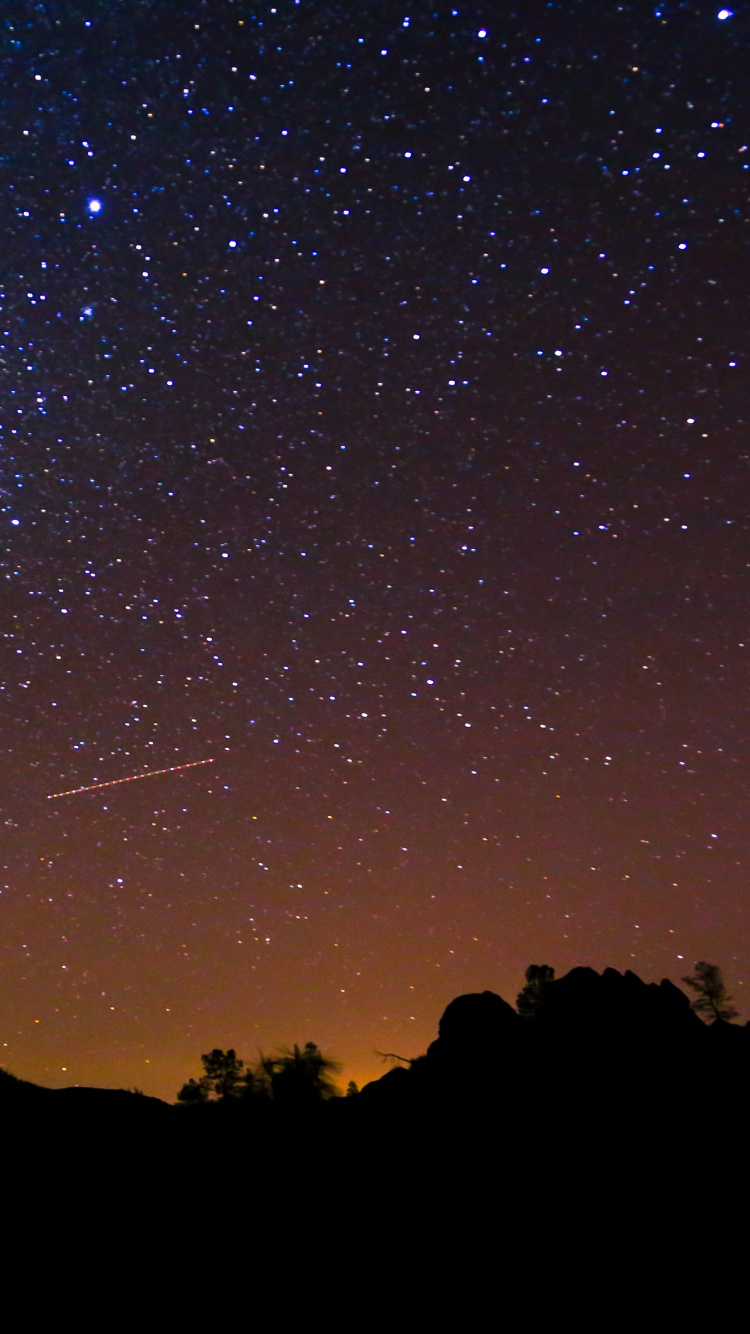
[47,758,214,800]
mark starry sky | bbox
[2,0,749,1099]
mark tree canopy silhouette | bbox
[263,1042,341,1107]
[177,1041,341,1106]
[516,964,555,1017]
[681,962,738,1023]
[177,1048,246,1104]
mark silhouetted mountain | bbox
[348,964,749,1153]
[3,966,748,1215]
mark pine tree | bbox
[267,1042,341,1106]
[177,1048,245,1103]
[681,962,738,1023]
[200,1048,245,1098]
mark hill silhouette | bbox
[4,962,749,1304]
[345,966,749,1139]
[4,965,748,1249]
[3,965,746,1150]
[4,966,748,1128]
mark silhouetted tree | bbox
[254,1051,279,1102]
[346,1081,359,1097]
[682,962,738,1023]
[177,1076,209,1105]
[202,1048,245,1098]
[517,964,555,1017]
[265,1042,341,1107]
[240,1067,263,1100]
[177,1048,245,1103]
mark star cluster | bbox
[1,1,748,1097]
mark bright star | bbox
[87,198,102,214]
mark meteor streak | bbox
[47,758,214,800]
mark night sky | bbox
[3,1,749,1099]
